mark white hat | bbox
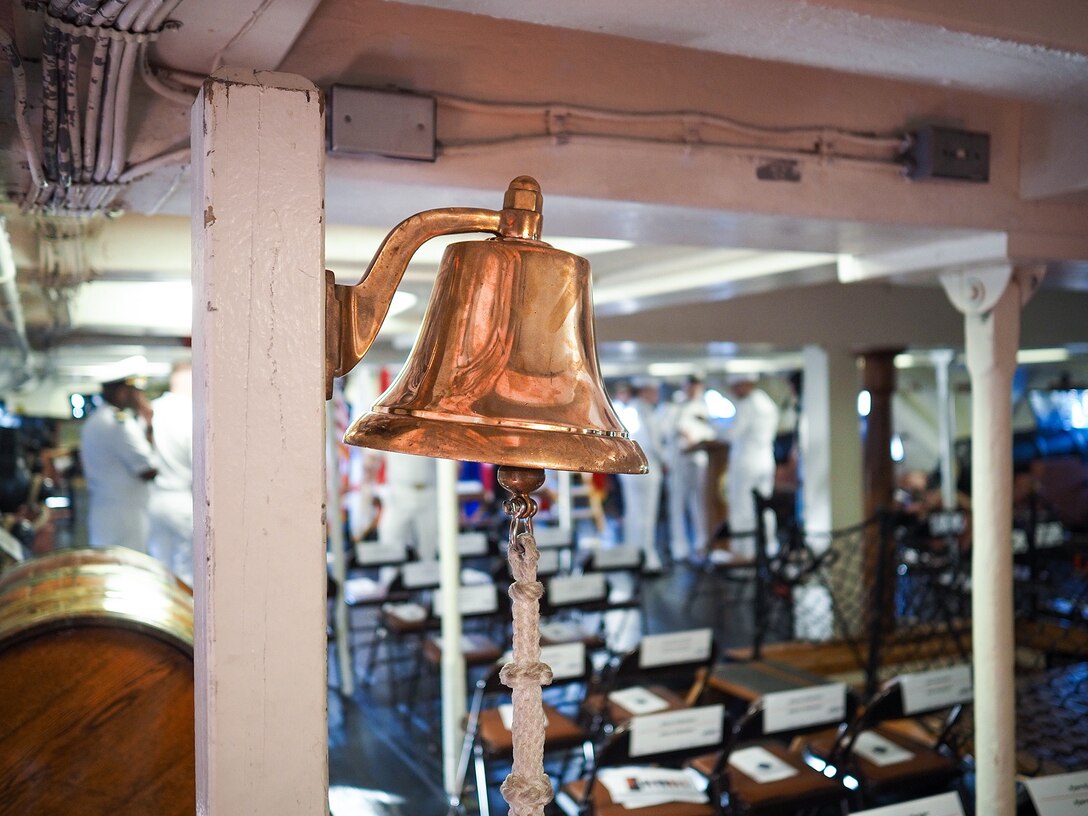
[726,372,756,386]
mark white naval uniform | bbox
[725,387,780,560]
[668,395,716,558]
[618,397,664,571]
[80,404,156,551]
[378,452,439,560]
[148,391,194,585]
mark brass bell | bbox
[326,176,647,475]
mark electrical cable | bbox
[434,92,908,152]
[438,132,904,173]
[0,28,46,191]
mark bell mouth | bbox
[343,411,649,475]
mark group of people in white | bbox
[354,372,783,577]
[78,361,779,587]
[616,373,781,573]
[79,361,194,585]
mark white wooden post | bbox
[931,349,958,510]
[942,263,1044,816]
[556,470,574,535]
[192,68,328,815]
[800,345,864,537]
[437,457,466,797]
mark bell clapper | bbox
[496,465,553,816]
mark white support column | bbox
[941,263,1044,816]
[931,349,958,510]
[437,457,466,798]
[556,470,574,535]
[800,345,864,539]
[192,68,327,815]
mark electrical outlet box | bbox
[328,86,436,162]
[904,126,990,182]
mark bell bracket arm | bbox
[324,175,546,398]
[325,207,500,397]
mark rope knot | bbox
[508,580,544,603]
[501,772,553,812]
[501,660,553,689]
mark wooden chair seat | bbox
[422,634,503,667]
[560,778,714,816]
[690,743,842,811]
[476,704,588,756]
[806,724,959,790]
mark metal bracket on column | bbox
[940,262,1045,315]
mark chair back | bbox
[607,628,717,696]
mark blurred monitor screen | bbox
[1028,389,1088,432]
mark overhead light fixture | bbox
[325,177,646,815]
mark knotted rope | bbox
[499,479,553,816]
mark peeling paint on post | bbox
[191,68,327,815]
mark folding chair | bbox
[556,704,732,816]
[537,571,615,650]
[453,642,597,816]
[806,668,969,808]
[686,682,854,815]
[590,628,718,732]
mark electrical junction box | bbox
[904,126,990,182]
[328,86,436,162]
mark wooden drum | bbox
[0,547,195,815]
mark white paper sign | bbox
[593,545,642,570]
[629,704,724,758]
[343,577,383,605]
[432,635,485,654]
[608,686,671,716]
[852,731,915,766]
[533,526,572,548]
[853,792,965,816]
[762,683,846,734]
[597,766,706,808]
[432,583,498,617]
[899,665,972,715]
[401,560,441,588]
[381,602,427,622]
[458,531,489,556]
[547,573,607,606]
[536,548,561,576]
[355,542,407,565]
[538,620,588,644]
[597,767,706,808]
[639,628,713,668]
[1024,769,1088,816]
[728,746,799,783]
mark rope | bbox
[500,502,553,816]
[36,11,178,44]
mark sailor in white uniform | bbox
[80,375,157,551]
[148,362,194,585]
[378,451,439,560]
[668,377,716,561]
[724,374,780,560]
[618,380,665,572]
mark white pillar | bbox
[800,345,864,539]
[192,68,327,815]
[931,349,958,510]
[556,470,574,535]
[326,400,354,697]
[437,457,466,797]
[942,263,1044,816]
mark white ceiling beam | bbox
[837,233,1008,284]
